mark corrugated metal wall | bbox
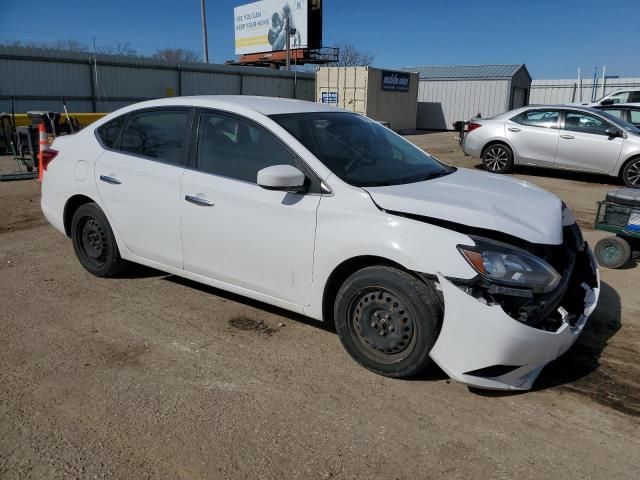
[417,79,510,130]
[530,77,640,105]
[0,46,315,113]
[315,67,368,115]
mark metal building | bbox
[403,64,531,130]
[316,66,419,131]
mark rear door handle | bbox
[185,194,214,207]
[99,175,121,185]
[507,127,521,132]
[560,134,575,139]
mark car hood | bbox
[364,168,563,245]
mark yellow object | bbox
[12,113,108,128]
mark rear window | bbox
[512,110,559,128]
[95,115,126,149]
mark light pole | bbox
[200,0,209,63]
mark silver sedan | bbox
[462,105,640,188]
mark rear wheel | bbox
[621,158,640,188]
[482,143,514,174]
[334,266,441,378]
[71,203,127,277]
[595,236,632,269]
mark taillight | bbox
[467,122,482,133]
[41,148,58,171]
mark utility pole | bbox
[200,0,210,63]
[285,16,291,71]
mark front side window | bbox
[563,112,612,135]
[95,115,126,149]
[196,112,298,183]
[119,109,190,165]
[271,112,453,187]
[512,110,559,128]
[608,91,630,104]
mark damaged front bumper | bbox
[430,247,600,391]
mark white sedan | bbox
[41,96,600,391]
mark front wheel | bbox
[71,202,127,277]
[482,143,514,174]
[595,236,632,269]
[333,266,442,378]
[621,158,640,188]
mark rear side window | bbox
[95,115,126,149]
[512,110,559,128]
[630,91,640,103]
[630,110,640,125]
[120,109,190,165]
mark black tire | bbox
[621,157,640,189]
[334,266,442,378]
[482,143,514,174]
[595,236,632,269]
[70,202,127,277]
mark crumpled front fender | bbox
[429,248,600,391]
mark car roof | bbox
[593,103,640,109]
[496,105,613,117]
[113,95,344,116]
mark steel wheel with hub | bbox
[334,266,442,378]
[622,158,640,188]
[71,202,127,277]
[349,288,417,362]
[482,143,513,174]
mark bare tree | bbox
[97,42,138,57]
[331,43,374,67]
[50,39,89,52]
[152,48,201,63]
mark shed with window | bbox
[402,64,532,130]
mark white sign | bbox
[321,91,338,105]
[234,0,308,55]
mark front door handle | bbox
[99,175,121,185]
[560,134,575,139]
[508,127,521,132]
[185,194,214,207]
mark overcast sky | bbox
[1,0,638,79]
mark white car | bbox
[41,96,600,391]
[581,88,640,107]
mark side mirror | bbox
[257,165,306,191]
[600,98,614,105]
[604,126,621,137]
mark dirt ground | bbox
[0,134,639,479]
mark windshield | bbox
[270,112,454,187]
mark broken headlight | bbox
[457,237,561,294]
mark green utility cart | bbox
[594,189,640,269]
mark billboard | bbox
[234,0,322,55]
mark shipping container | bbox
[315,67,418,131]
